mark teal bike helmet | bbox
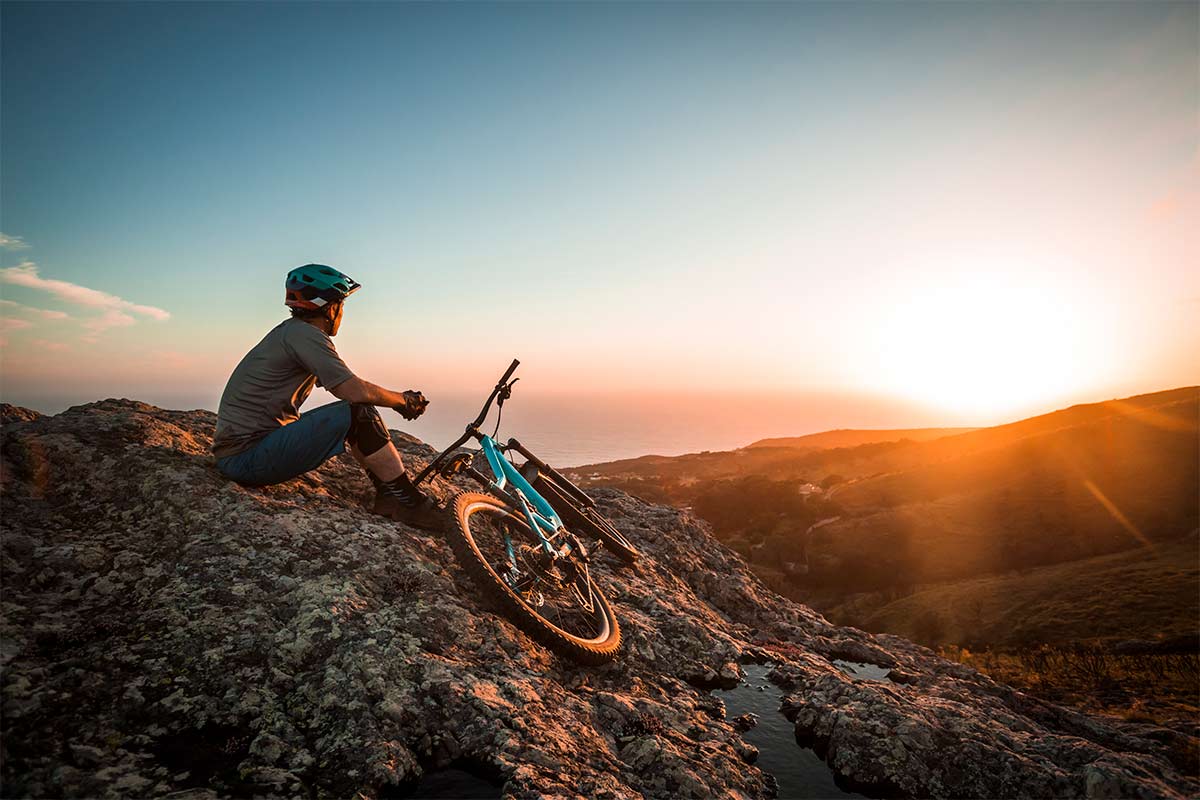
[285,264,362,310]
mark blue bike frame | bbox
[415,358,590,580]
[477,434,571,561]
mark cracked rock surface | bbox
[1,400,1195,799]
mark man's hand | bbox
[395,390,429,421]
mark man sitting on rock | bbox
[211,264,442,528]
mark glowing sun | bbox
[875,273,1097,420]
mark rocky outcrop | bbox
[1,400,1195,799]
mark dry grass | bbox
[939,643,1200,775]
[832,535,1200,648]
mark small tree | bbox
[820,474,846,490]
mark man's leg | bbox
[346,441,404,483]
[215,401,353,487]
[345,404,442,527]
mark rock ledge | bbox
[1,400,1195,798]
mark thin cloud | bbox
[0,233,31,250]
[0,261,170,322]
[0,317,33,347]
[30,338,71,353]
[81,310,138,343]
[1,318,33,333]
[0,298,71,321]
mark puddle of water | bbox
[831,661,892,682]
[713,665,868,799]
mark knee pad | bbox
[346,403,390,456]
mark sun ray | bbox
[1081,479,1157,552]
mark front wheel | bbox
[448,492,622,664]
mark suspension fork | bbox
[506,438,595,508]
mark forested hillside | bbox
[576,387,1199,642]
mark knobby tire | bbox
[448,492,622,664]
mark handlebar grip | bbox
[499,358,520,384]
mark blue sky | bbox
[2,1,1196,428]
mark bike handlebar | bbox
[468,358,520,429]
[498,358,520,385]
[413,359,520,486]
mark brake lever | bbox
[497,377,520,404]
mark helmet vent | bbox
[302,275,314,282]
[320,268,336,275]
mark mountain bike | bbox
[414,359,639,664]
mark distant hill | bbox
[576,387,1199,490]
[818,387,1198,579]
[834,386,1199,484]
[747,427,977,450]
[578,386,1200,653]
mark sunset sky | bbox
[1,1,1196,452]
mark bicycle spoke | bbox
[539,577,601,640]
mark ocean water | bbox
[2,387,943,468]
[394,391,806,467]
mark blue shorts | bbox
[216,401,352,487]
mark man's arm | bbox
[329,376,410,409]
[329,377,428,420]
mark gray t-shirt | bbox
[212,319,356,458]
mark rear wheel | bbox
[530,474,640,565]
[448,492,621,664]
